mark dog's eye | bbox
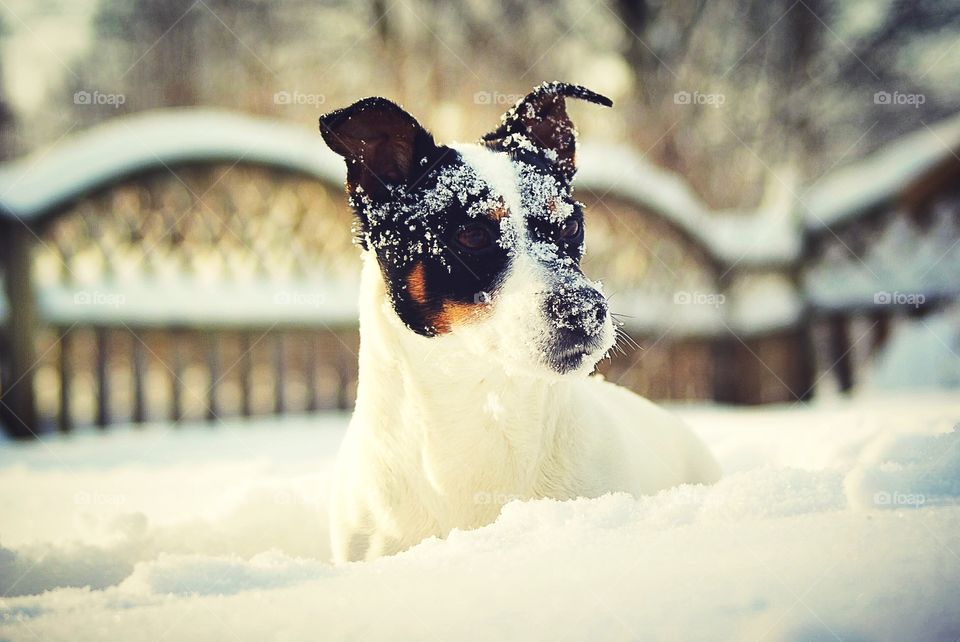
[455,224,493,250]
[560,218,581,240]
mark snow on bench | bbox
[35,277,361,328]
[0,109,346,222]
[577,144,802,268]
[802,112,960,231]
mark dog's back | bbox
[564,376,722,495]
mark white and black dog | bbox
[319,82,721,562]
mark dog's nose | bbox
[543,288,608,336]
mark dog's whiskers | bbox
[613,324,642,354]
[622,333,642,352]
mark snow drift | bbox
[1,395,959,641]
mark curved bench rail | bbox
[0,109,817,437]
[0,109,799,269]
[0,111,358,437]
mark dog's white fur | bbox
[330,145,721,562]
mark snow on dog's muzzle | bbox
[542,286,609,373]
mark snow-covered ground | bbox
[1,395,959,641]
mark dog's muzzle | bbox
[542,287,609,373]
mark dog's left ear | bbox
[319,97,436,199]
[482,82,612,181]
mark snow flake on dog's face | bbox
[515,162,585,266]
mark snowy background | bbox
[2,390,959,641]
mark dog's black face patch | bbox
[510,160,608,371]
[342,141,596,338]
[352,149,515,336]
[513,159,585,267]
[359,153,591,337]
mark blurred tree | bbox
[606,0,960,205]
[20,0,960,209]
[96,0,202,107]
[0,14,15,161]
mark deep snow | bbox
[1,395,959,641]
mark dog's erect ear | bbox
[482,82,612,181]
[319,97,435,199]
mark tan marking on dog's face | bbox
[406,262,428,304]
[432,300,492,334]
[405,262,493,335]
[488,202,509,221]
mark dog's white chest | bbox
[328,257,720,562]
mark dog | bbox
[319,82,721,563]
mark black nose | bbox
[543,288,608,336]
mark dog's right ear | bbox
[319,97,435,200]
[482,82,611,182]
